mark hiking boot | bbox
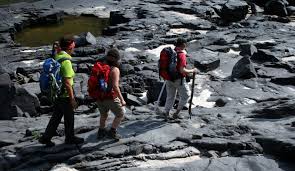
[107,128,121,141]
[65,136,84,145]
[172,113,184,120]
[39,136,55,147]
[97,128,107,139]
[163,112,170,122]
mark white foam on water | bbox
[287,22,295,27]
[136,155,201,168]
[93,6,106,10]
[192,89,215,108]
[145,44,175,58]
[21,50,37,53]
[243,86,251,90]
[21,60,43,67]
[196,30,208,35]
[139,91,148,103]
[22,60,36,65]
[50,164,78,171]
[125,47,141,52]
[212,70,227,79]
[242,98,256,105]
[132,40,145,44]
[190,74,207,90]
[166,28,192,35]
[165,11,199,21]
[252,39,276,44]
[279,28,287,32]
[14,14,23,19]
[228,49,240,55]
[282,56,295,62]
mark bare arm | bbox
[64,78,77,109]
[64,78,75,99]
[179,66,198,75]
[111,67,126,105]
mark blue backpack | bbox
[39,58,69,103]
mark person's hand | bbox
[193,68,198,74]
[70,98,78,110]
[121,100,126,106]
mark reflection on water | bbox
[15,16,109,47]
[0,0,37,6]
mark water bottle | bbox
[99,79,106,92]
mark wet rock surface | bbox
[1,0,295,170]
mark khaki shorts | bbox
[97,98,124,116]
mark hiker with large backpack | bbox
[159,38,198,121]
[39,36,84,147]
[88,48,126,141]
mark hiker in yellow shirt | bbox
[39,36,84,147]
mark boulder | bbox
[146,81,167,105]
[188,49,220,72]
[22,82,41,96]
[0,73,17,120]
[231,56,257,80]
[102,26,120,36]
[120,64,135,76]
[110,10,135,26]
[12,85,40,117]
[253,99,295,118]
[264,0,289,17]
[253,0,271,6]
[214,0,249,22]
[74,32,97,47]
[256,136,295,159]
[126,93,146,106]
[239,43,257,57]
[287,6,295,15]
[0,73,40,120]
[251,49,281,63]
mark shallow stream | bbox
[14,15,109,47]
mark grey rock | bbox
[239,43,258,57]
[121,64,135,76]
[188,49,220,72]
[74,32,97,47]
[203,150,219,158]
[251,49,281,63]
[287,6,295,15]
[231,56,257,80]
[265,0,289,17]
[110,11,130,26]
[126,94,146,106]
[146,81,167,104]
[214,0,249,22]
[253,99,295,118]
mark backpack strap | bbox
[57,57,70,64]
[56,57,72,96]
[176,51,185,85]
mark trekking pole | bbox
[189,73,196,119]
[154,81,166,113]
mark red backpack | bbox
[158,47,182,81]
[88,62,115,100]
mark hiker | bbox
[51,41,61,58]
[39,36,84,147]
[160,38,198,120]
[88,48,126,141]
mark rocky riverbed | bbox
[1,0,295,170]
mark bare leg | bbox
[100,113,108,129]
[111,113,123,129]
